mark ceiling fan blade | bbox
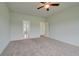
[46,8,49,11]
[37,6,44,9]
[40,2,46,4]
[50,3,60,6]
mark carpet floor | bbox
[1,37,79,56]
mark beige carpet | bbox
[1,37,79,56]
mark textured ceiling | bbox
[7,2,79,18]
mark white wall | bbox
[47,5,79,46]
[10,12,45,41]
[0,3,10,54]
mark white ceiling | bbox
[7,2,79,18]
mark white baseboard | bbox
[49,36,79,47]
[11,36,41,41]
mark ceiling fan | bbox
[37,2,60,11]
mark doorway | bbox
[40,22,45,37]
[23,20,30,39]
[40,22,48,37]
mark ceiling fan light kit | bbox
[44,4,50,8]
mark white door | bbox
[40,22,45,36]
[23,20,30,39]
[40,22,48,37]
[45,22,49,37]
